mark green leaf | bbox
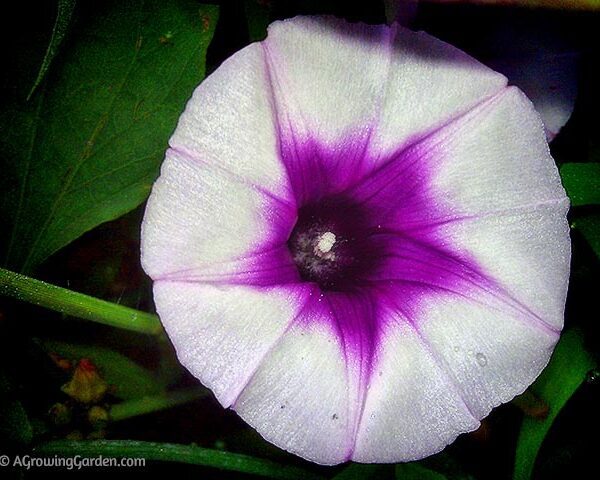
[416,452,475,480]
[0,0,218,273]
[34,440,325,480]
[333,462,453,480]
[0,371,34,445]
[560,163,600,206]
[109,387,208,421]
[395,463,448,480]
[27,0,77,100]
[334,463,393,480]
[513,329,595,480]
[40,340,167,400]
[244,0,272,42]
[573,213,600,259]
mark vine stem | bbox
[0,267,162,335]
[33,440,325,480]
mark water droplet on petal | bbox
[476,352,488,367]
[453,346,460,352]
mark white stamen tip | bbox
[316,231,336,254]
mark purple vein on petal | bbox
[359,87,512,195]
[321,93,515,235]
[259,42,297,203]
[368,231,561,337]
[168,144,296,212]
[361,22,396,148]
[380,290,479,421]
[261,39,379,204]
[261,41,325,204]
[153,243,300,286]
[385,197,570,234]
[357,22,398,165]
[368,232,494,285]
[323,292,382,460]
[230,284,318,408]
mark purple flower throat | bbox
[288,194,381,291]
[270,128,492,363]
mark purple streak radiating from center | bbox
[227,127,495,382]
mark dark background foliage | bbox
[0,1,598,479]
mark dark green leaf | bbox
[40,340,167,400]
[417,452,475,480]
[334,463,393,479]
[34,440,325,480]
[27,0,77,100]
[513,329,595,480]
[560,163,600,206]
[0,398,33,445]
[333,461,453,480]
[574,213,600,259]
[109,387,208,421]
[396,463,448,480]
[0,371,34,445]
[0,0,218,273]
[244,0,272,42]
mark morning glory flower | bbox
[140,17,570,465]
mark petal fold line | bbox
[168,144,296,211]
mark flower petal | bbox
[416,289,560,419]
[353,318,479,463]
[263,18,507,202]
[262,18,394,202]
[428,87,567,217]
[264,17,392,148]
[438,203,570,330]
[234,296,358,465]
[153,281,310,407]
[141,149,295,280]
[368,25,507,157]
[423,87,570,327]
[391,84,569,419]
[168,42,290,198]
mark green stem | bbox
[0,267,161,335]
[34,440,325,480]
[110,387,208,422]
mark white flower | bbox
[141,16,570,465]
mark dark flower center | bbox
[287,195,379,291]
